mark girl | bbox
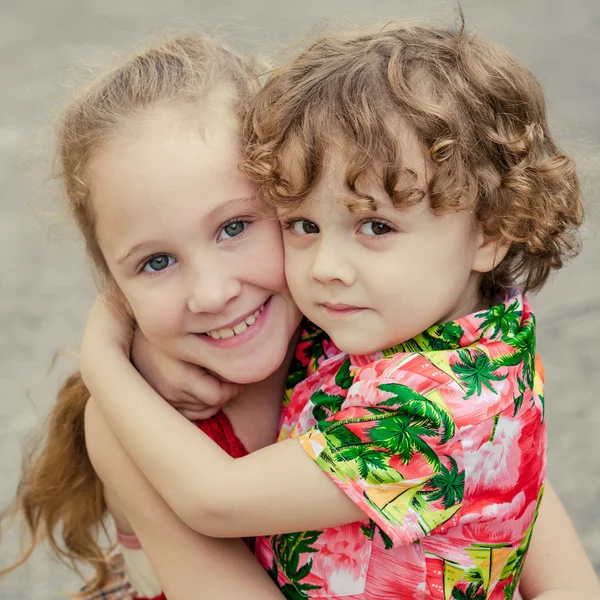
[79,20,589,600]
[1,35,299,600]
[2,27,596,600]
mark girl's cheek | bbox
[246,234,286,284]
[130,293,178,337]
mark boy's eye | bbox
[359,221,394,236]
[143,254,176,273]
[217,220,249,241]
[290,220,320,235]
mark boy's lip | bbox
[322,302,367,316]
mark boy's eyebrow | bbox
[117,196,257,265]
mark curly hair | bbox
[243,20,583,301]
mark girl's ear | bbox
[472,233,510,274]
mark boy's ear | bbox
[472,233,510,274]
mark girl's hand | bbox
[131,329,243,420]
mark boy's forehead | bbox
[279,130,429,208]
[280,118,428,178]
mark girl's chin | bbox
[211,353,286,385]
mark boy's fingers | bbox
[185,373,243,407]
[180,407,221,421]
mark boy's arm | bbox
[521,481,600,600]
[81,298,366,536]
[82,307,462,539]
[89,345,364,536]
[84,399,284,600]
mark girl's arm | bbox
[520,481,600,600]
[84,399,284,600]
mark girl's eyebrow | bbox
[117,241,162,266]
[117,196,257,265]
[206,196,256,221]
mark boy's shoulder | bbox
[286,292,542,431]
[346,291,541,427]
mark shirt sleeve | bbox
[297,367,465,548]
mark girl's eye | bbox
[359,221,394,236]
[142,254,176,273]
[290,220,320,235]
[217,220,249,241]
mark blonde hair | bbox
[1,35,258,595]
[243,20,583,301]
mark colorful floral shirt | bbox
[255,291,546,600]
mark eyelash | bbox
[136,218,255,275]
[139,253,177,276]
[358,218,397,237]
[217,217,255,241]
[280,217,317,233]
[281,217,397,236]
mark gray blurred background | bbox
[1,0,598,598]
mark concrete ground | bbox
[1,0,598,598]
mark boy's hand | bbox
[81,295,135,386]
[131,329,243,420]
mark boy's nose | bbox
[310,240,356,286]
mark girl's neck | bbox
[223,327,301,452]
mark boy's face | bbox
[280,133,500,355]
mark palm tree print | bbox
[420,321,465,350]
[383,321,465,355]
[269,531,322,599]
[490,317,536,390]
[452,349,507,399]
[476,299,521,340]
[452,583,486,600]
[424,456,465,509]
[368,414,442,471]
[378,383,455,443]
[310,389,346,422]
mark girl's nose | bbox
[187,270,242,314]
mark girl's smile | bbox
[196,296,271,348]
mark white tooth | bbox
[245,314,256,326]
[219,328,235,339]
[233,321,248,335]
[209,331,221,340]
[253,309,260,318]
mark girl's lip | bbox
[195,296,273,348]
[204,302,266,335]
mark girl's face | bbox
[281,130,504,355]
[91,104,302,384]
